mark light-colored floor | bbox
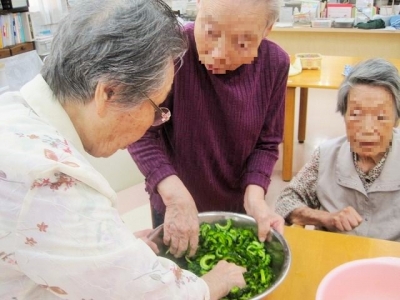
[117,88,346,232]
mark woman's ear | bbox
[262,24,274,38]
[94,82,113,118]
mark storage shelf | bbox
[272,26,400,34]
[268,26,400,59]
[0,7,28,14]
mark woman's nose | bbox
[361,115,377,134]
[211,35,231,61]
[212,46,226,60]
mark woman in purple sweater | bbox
[129,0,289,257]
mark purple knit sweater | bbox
[128,23,289,215]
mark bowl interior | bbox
[316,258,400,300]
[149,211,291,299]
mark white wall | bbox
[27,0,146,193]
[86,150,144,193]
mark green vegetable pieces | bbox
[185,219,274,300]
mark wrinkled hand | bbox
[134,229,159,254]
[244,185,284,241]
[163,200,199,257]
[322,206,363,232]
[202,260,246,300]
[246,198,285,241]
[158,175,199,258]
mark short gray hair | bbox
[337,58,400,122]
[42,0,186,108]
[199,0,281,28]
[260,0,281,27]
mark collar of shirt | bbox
[335,134,400,194]
[353,151,388,192]
[20,74,86,155]
[19,75,118,203]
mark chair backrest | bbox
[0,50,43,94]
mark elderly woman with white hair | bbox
[276,58,400,242]
[0,1,247,299]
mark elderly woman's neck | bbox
[62,101,97,154]
[355,152,386,174]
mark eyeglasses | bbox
[146,95,171,126]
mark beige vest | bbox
[317,129,400,242]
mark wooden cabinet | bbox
[0,48,10,58]
[9,42,34,56]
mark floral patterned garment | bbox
[0,75,209,300]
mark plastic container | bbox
[316,257,400,300]
[311,19,333,28]
[34,36,53,56]
[295,53,322,70]
[185,2,197,17]
[333,18,355,28]
[171,0,187,14]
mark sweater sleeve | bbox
[241,53,290,193]
[275,147,321,220]
[127,95,178,195]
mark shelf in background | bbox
[0,42,35,58]
[0,7,28,14]
[272,26,400,34]
[268,26,400,59]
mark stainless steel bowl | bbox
[148,211,291,300]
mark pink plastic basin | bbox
[316,257,400,300]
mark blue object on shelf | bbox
[389,15,400,29]
[342,65,352,77]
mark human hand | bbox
[201,260,246,300]
[134,229,159,254]
[157,175,199,258]
[321,206,363,232]
[244,185,285,241]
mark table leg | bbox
[298,88,308,143]
[282,87,296,182]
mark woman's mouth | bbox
[359,142,378,147]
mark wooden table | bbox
[282,56,400,181]
[267,226,400,300]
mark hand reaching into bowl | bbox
[244,184,285,241]
[202,260,247,300]
[158,175,199,258]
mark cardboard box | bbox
[327,3,353,18]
